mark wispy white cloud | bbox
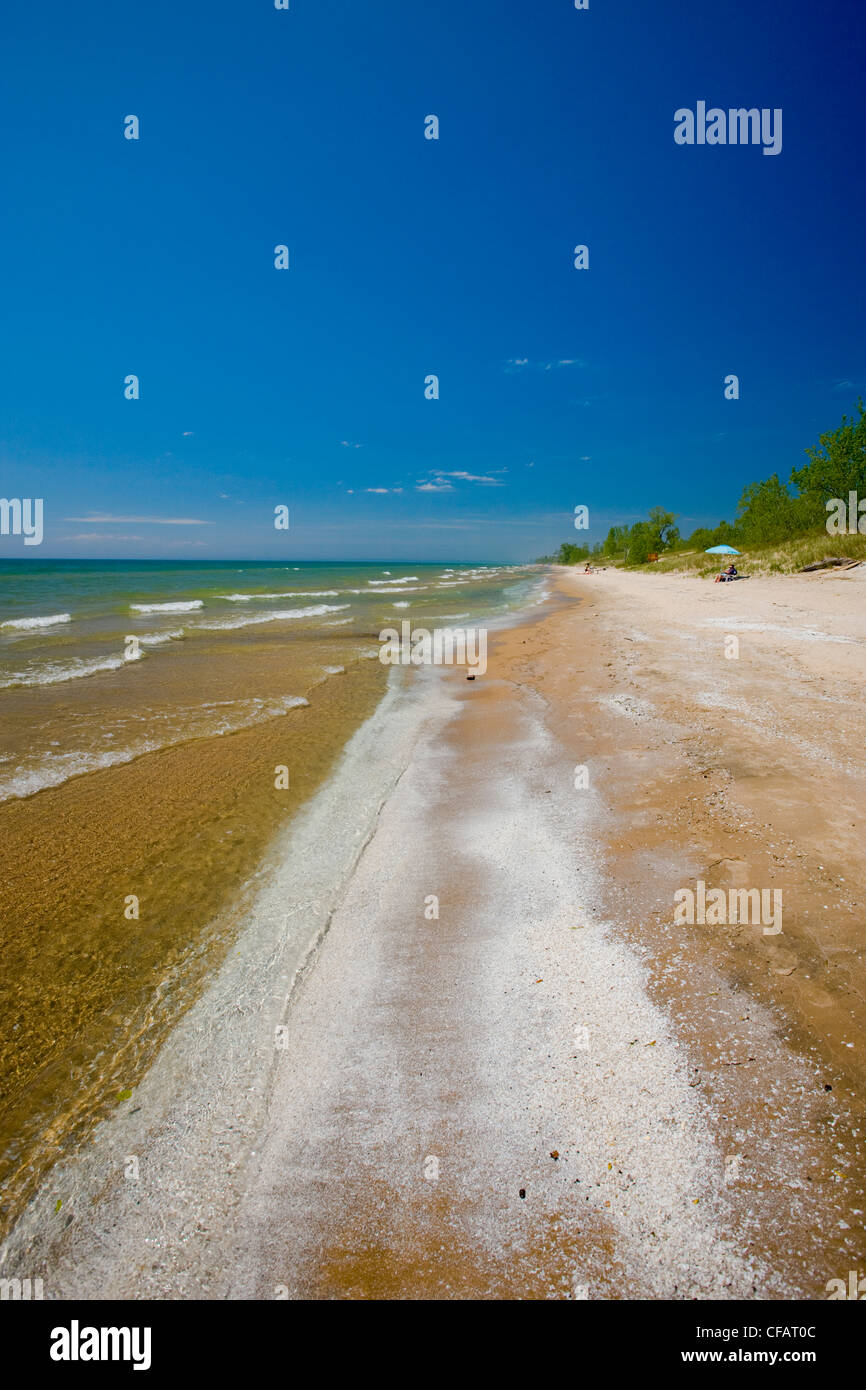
[416,481,453,492]
[504,357,586,373]
[64,514,211,525]
[435,470,504,486]
[341,440,364,448]
[60,533,208,547]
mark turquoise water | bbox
[0,559,541,654]
[0,560,546,800]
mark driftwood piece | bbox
[800,557,854,572]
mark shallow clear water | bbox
[0,559,543,801]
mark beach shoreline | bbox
[0,561,541,1240]
[3,565,865,1298]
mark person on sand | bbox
[715,563,738,583]
[583,562,593,574]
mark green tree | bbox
[602,524,630,557]
[687,519,740,551]
[646,506,679,550]
[790,399,866,526]
[625,508,679,563]
[626,523,653,564]
[555,541,591,565]
[736,474,805,545]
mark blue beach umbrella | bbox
[704,545,741,555]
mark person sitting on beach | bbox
[715,563,738,583]
[583,563,593,574]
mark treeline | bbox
[547,400,866,565]
[548,506,678,565]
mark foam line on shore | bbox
[0,664,452,1287]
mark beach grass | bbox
[608,529,866,577]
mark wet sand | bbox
[2,567,864,1297]
[0,648,387,1237]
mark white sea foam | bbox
[1,613,72,630]
[0,694,310,801]
[219,591,340,601]
[0,629,188,686]
[131,600,203,614]
[139,630,185,646]
[0,654,130,689]
[196,604,349,632]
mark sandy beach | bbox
[3,566,865,1299]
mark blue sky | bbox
[1,0,864,561]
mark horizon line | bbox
[0,555,538,566]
